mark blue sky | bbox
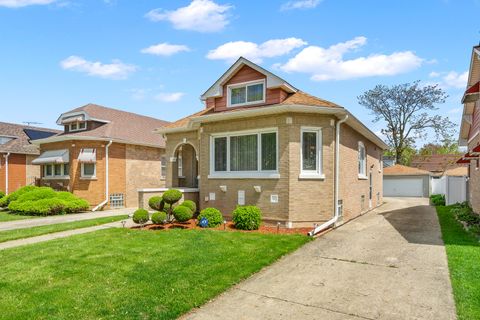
[0,0,479,143]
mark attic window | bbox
[227,80,265,107]
[69,122,86,132]
[0,136,15,145]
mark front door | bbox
[369,171,373,208]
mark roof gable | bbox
[0,122,60,155]
[200,57,297,100]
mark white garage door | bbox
[384,178,424,197]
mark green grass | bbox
[0,228,310,320]
[436,206,480,320]
[0,211,38,222]
[0,215,128,243]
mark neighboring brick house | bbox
[458,45,480,213]
[156,57,387,232]
[32,104,169,209]
[0,122,59,194]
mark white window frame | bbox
[160,156,167,180]
[81,163,96,179]
[177,148,184,178]
[299,127,324,179]
[69,122,87,132]
[43,163,70,179]
[227,79,266,108]
[358,141,368,179]
[379,153,383,173]
[209,127,279,179]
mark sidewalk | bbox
[0,208,135,232]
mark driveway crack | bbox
[236,288,376,320]
[317,256,398,268]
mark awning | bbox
[472,144,480,154]
[32,149,69,164]
[462,81,480,103]
[456,158,471,164]
[78,148,96,163]
[463,152,478,159]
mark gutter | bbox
[308,115,348,237]
[92,140,112,211]
[3,153,10,195]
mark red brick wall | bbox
[0,153,27,194]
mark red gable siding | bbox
[469,101,480,141]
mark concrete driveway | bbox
[183,197,456,320]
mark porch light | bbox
[223,220,227,230]
[277,222,281,234]
[254,186,261,193]
[219,185,227,192]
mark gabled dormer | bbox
[201,57,297,112]
[56,109,109,134]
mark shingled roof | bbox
[43,104,170,148]
[0,122,60,155]
[383,164,431,176]
[410,154,466,175]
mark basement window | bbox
[109,193,124,208]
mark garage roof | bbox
[383,164,431,176]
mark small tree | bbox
[358,81,455,165]
[160,189,183,222]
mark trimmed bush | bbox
[430,194,445,206]
[8,198,66,216]
[162,202,171,213]
[148,196,163,211]
[197,208,223,228]
[173,205,193,222]
[0,185,38,207]
[132,209,149,224]
[162,189,182,205]
[151,211,167,224]
[180,200,197,213]
[232,206,262,230]
[16,187,57,202]
[0,190,5,199]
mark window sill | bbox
[80,177,97,180]
[208,172,280,179]
[43,176,70,180]
[298,173,325,180]
[358,175,368,180]
[178,176,186,179]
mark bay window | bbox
[227,80,265,107]
[300,127,323,178]
[210,129,278,178]
[43,163,69,178]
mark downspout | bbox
[92,140,112,211]
[4,153,10,195]
[308,115,348,237]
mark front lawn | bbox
[436,206,480,320]
[0,215,128,243]
[0,211,38,222]
[0,228,309,319]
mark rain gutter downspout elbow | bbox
[92,140,112,211]
[308,114,348,237]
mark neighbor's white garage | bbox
[383,164,431,198]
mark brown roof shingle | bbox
[383,164,431,176]
[410,154,466,174]
[55,104,170,147]
[0,122,60,155]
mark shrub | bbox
[162,189,183,205]
[132,209,149,224]
[148,196,163,211]
[430,194,445,206]
[197,208,223,228]
[180,200,197,213]
[0,190,5,199]
[232,206,262,230]
[8,198,66,216]
[173,205,193,222]
[0,185,38,207]
[162,202,171,213]
[63,198,89,213]
[456,207,480,225]
[16,187,56,202]
[151,211,167,224]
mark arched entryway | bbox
[172,143,198,188]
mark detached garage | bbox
[383,164,431,197]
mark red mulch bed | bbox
[132,220,311,235]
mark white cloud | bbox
[279,36,423,81]
[60,56,136,80]
[141,43,190,56]
[429,70,468,89]
[207,38,307,63]
[0,0,55,7]
[448,107,462,114]
[145,0,232,33]
[155,92,185,102]
[281,0,321,11]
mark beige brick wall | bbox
[468,134,480,213]
[25,154,40,185]
[125,145,165,208]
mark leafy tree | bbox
[358,81,455,165]
[418,139,461,155]
[384,146,417,166]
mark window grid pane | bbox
[261,133,276,170]
[83,163,95,176]
[230,134,258,171]
[230,87,246,105]
[247,83,263,102]
[302,132,317,171]
[214,137,227,171]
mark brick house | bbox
[0,122,59,194]
[32,104,169,209]
[458,45,480,213]
[156,57,387,232]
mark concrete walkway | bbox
[0,208,134,231]
[183,198,457,320]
